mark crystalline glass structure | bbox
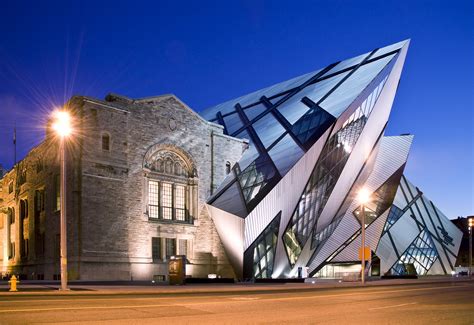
[202,40,462,279]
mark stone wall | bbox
[0,93,246,281]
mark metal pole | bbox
[361,204,365,285]
[469,223,472,278]
[60,139,68,290]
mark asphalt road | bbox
[0,282,473,324]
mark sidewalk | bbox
[0,275,471,296]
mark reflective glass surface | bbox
[211,180,248,218]
[320,54,395,117]
[235,129,253,145]
[250,212,281,279]
[268,133,305,176]
[237,155,277,204]
[383,205,404,233]
[372,40,407,59]
[244,102,268,122]
[390,229,438,275]
[321,51,371,78]
[223,112,244,135]
[253,113,286,148]
[204,42,400,221]
[291,104,335,146]
[237,142,259,171]
[277,72,348,125]
[283,76,389,266]
[277,96,312,125]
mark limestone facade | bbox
[0,93,246,281]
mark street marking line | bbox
[368,302,418,310]
[230,297,260,301]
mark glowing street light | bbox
[52,110,73,291]
[52,111,73,138]
[357,187,371,285]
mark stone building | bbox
[0,93,246,281]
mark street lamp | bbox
[469,217,473,278]
[357,188,371,285]
[52,110,73,291]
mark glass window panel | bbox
[373,40,407,59]
[201,70,322,120]
[238,144,259,172]
[235,129,252,144]
[277,72,348,125]
[240,70,321,108]
[152,237,161,261]
[320,54,395,117]
[244,103,268,121]
[148,180,160,219]
[320,51,371,78]
[165,238,176,257]
[210,180,248,218]
[238,155,277,204]
[223,112,244,135]
[269,93,287,104]
[175,185,186,221]
[390,229,438,276]
[277,98,311,126]
[268,134,304,176]
[249,212,281,279]
[252,113,286,148]
[200,101,237,120]
[259,70,319,99]
[161,183,173,220]
[175,185,185,209]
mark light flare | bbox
[356,187,371,205]
[52,110,73,137]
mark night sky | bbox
[0,0,472,218]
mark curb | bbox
[0,277,472,297]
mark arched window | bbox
[101,133,110,151]
[157,159,164,173]
[165,159,173,174]
[225,161,231,175]
[174,162,182,176]
[144,147,197,224]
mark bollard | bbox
[8,275,19,292]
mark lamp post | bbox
[52,111,72,291]
[357,188,371,285]
[469,217,473,278]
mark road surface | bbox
[0,281,473,324]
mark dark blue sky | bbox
[0,0,472,218]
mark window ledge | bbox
[147,217,195,226]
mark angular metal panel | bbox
[206,204,245,278]
[392,185,408,209]
[331,208,390,262]
[426,259,445,275]
[387,211,420,259]
[315,41,410,235]
[377,233,401,275]
[306,212,360,274]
